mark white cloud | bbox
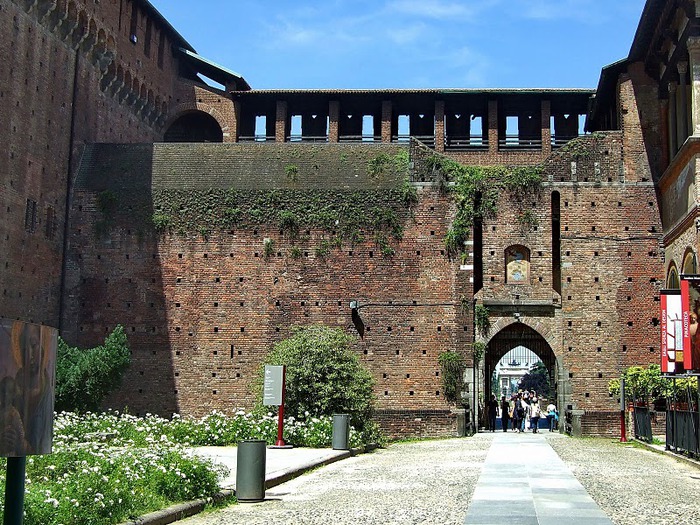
[508,0,638,23]
[387,23,427,45]
[387,0,494,20]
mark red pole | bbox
[619,377,627,443]
[275,366,286,446]
[620,409,627,443]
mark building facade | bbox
[0,0,692,437]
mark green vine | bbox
[437,351,466,404]
[263,238,275,259]
[420,154,543,257]
[284,164,299,182]
[367,150,410,179]
[517,210,539,230]
[472,341,486,362]
[474,304,490,337]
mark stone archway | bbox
[163,111,224,143]
[479,322,560,429]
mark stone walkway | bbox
[464,432,612,524]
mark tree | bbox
[262,325,375,427]
[55,325,131,412]
[517,361,552,398]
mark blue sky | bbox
[151,0,646,90]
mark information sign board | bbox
[263,365,284,406]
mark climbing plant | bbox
[420,154,543,257]
[437,351,466,404]
[474,304,490,337]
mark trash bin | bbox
[332,413,350,450]
[236,439,266,502]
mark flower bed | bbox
[0,410,381,524]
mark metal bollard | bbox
[236,440,266,502]
[332,413,350,450]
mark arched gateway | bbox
[477,321,567,430]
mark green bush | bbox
[55,326,131,413]
[262,325,376,428]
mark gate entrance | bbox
[480,322,558,429]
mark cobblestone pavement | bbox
[179,433,700,525]
[181,435,491,525]
[546,435,700,525]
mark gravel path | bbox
[179,433,700,525]
[180,435,492,525]
[546,435,700,525]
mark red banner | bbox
[680,275,700,372]
[660,289,683,373]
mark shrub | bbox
[55,326,131,413]
[261,325,376,428]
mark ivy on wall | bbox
[142,150,415,258]
[420,154,543,257]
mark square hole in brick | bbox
[409,391,414,396]
[214,327,219,333]
[369,251,374,258]
[430,231,435,236]
[213,302,218,307]
[363,349,368,355]
[422,350,426,355]
[395,350,400,355]
[598,373,603,378]
[569,373,574,378]
[585,392,590,398]
[406,374,410,378]
[212,390,217,395]
[437,326,442,332]
[384,391,389,396]
[215,277,220,282]
[597,347,602,352]
[410,326,415,332]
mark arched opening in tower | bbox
[163,111,223,143]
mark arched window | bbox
[505,245,530,284]
[667,263,680,289]
[683,250,697,275]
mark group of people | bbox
[487,391,558,433]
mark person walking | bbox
[546,402,558,432]
[500,395,510,432]
[487,394,498,432]
[530,397,541,433]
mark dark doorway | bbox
[164,112,223,143]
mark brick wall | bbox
[0,0,238,327]
[64,143,472,420]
